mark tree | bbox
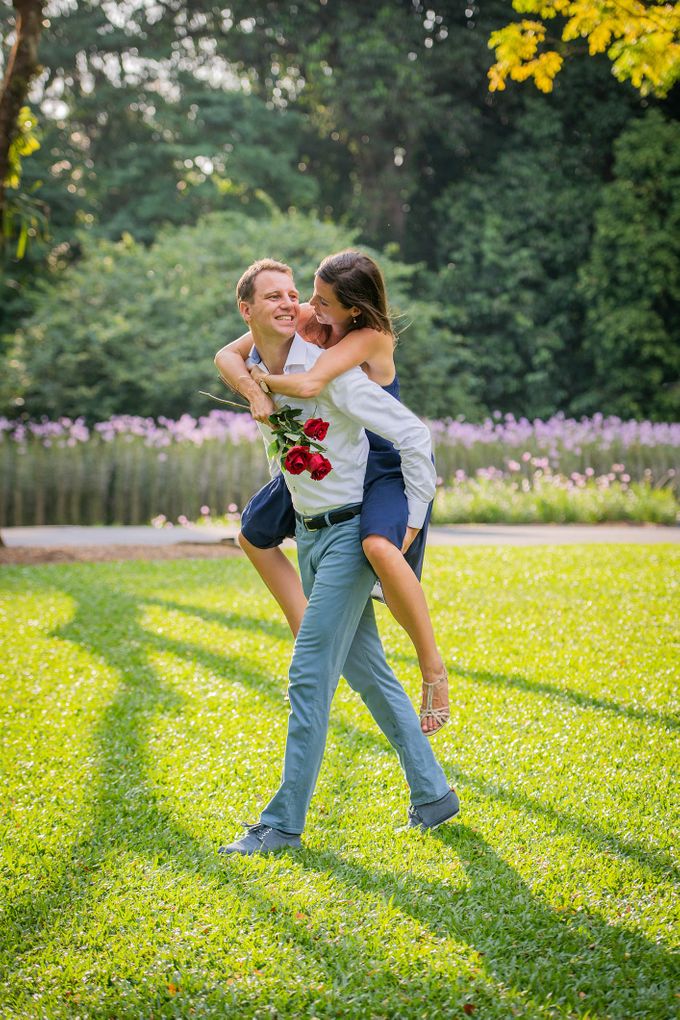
[0,3,46,545]
[0,1,321,342]
[431,54,641,420]
[3,208,474,422]
[1,0,518,257]
[488,0,680,98]
[1,2,318,244]
[1,0,668,424]
[215,0,520,255]
[579,109,680,419]
[0,0,45,233]
[391,294,482,421]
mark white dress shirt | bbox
[249,334,435,528]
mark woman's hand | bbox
[249,364,269,386]
[401,526,420,555]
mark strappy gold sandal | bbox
[419,670,450,737]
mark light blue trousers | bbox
[259,514,450,834]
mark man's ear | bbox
[239,299,251,322]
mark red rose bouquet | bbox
[267,406,333,480]
[200,391,333,481]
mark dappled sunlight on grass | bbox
[0,547,677,1017]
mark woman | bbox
[215,250,450,735]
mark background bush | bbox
[3,209,477,423]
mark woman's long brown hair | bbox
[316,250,394,335]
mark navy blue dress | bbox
[239,375,432,581]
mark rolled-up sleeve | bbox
[328,369,436,528]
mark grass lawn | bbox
[0,546,678,1020]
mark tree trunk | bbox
[0,0,45,227]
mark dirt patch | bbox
[0,542,243,566]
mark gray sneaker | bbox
[408,788,460,831]
[218,822,302,856]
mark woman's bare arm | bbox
[214,333,274,420]
[252,328,393,399]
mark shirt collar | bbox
[282,333,310,373]
[248,332,309,374]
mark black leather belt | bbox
[296,504,362,531]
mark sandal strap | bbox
[422,674,448,709]
[420,670,450,731]
[422,669,448,687]
[420,706,451,725]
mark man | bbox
[219,259,458,855]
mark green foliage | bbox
[579,109,680,419]
[431,59,646,419]
[1,1,673,422]
[488,0,680,98]
[2,1,519,257]
[0,0,321,267]
[1,185,49,261]
[1,107,48,260]
[90,88,318,243]
[433,477,679,525]
[17,87,316,247]
[194,1,512,249]
[4,209,460,421]
[3,106,40,190]
[0,547,678,1017]
[433,106,593,417]
[393,295,483,421]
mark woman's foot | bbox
[419,669,450,736]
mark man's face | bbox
[240,270,300,341]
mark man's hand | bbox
[248,389,276,423]
[247,365,275,420]
[401,526,420,555]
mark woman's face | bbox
[309,275,358,328]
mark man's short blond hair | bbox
[236,259,293,305]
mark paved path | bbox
[2,523,678,548]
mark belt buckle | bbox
[302,515,317,531]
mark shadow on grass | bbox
[144,593,292,643]
[2,575,352,1013]
[135,598,679,885]
[293,827,675,1016]
[444,764,679,887]
[455,664,680,733]
[386,636,678,731]
[4,568,675,888]
[3,568,677,1017]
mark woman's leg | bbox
[238,532,307,637]
[362,534,449,735]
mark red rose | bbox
[302,417,329,441]
[307,453,333,480]
[284,445,312,474]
